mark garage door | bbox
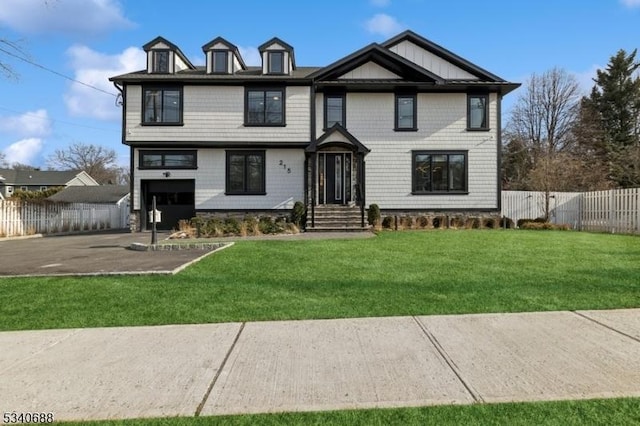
[142,180,195,230]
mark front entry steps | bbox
[306,205,370,232]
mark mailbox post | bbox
[150,196,159,245]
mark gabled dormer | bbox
[258,37,296,75]
[143,36,196,74]
[202,37,247,75]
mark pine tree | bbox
[585,49,640,187]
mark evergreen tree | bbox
[584,49,640,187]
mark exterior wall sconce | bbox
[163,171,171,178]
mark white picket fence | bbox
[502,188,640,234]
[0,200,129,237]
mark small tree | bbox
[47,142,120,184]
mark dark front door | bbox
[142,179,195,230]
[319,153,351,205]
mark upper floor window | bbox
[395,94,417,131]
[268,52,284,74]
[468,94,489,130]
[143,87,182,124]
[153,51,169,73]
[325,94,345,129]
[245,88,285,126]
[139,150,197,169]
[412,151,467,194]
[212,51,228,74]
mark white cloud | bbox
[621,0,640,8]
[370,0,391,6]
[365,13,404,37]
[3,138,43,165]
[0,109,52,138]
[64,45,146,121]
[573,64,601,95]
[238,46,261,67]
[0,0,133,36]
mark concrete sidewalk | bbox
[1,309,639,422]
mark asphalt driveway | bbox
[0,231,216,277]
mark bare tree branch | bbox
[47,142,121,184]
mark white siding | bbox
[133,149,304,210]
[174,54,189,72]
[338,62,401,79]
[389,40,478,80]
[126,85,310,142]
[316,92,499,210]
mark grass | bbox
[0,230,639,331]
[62,398,640,425]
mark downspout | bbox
[310,81,317,228]
[113,81,135,231]
[497,92,502,214]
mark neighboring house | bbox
[0,169,99,199]
[47,185,130,206]
[110,30,519,231]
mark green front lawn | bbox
[63,397,640,425]
[0,230,639,331]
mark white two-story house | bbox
[110,30,519,231]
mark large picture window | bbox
[245,88,285,126]
[139,150,197,169]
[324,94,345,129]
[395,94,417,131]
[412,151,467,194]
[226,151,266,195]
[143,87,182,124]
[467,94,489,130]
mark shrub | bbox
[500,216,515,229]
[191,216,204,237]
[204,218,224,237]
[367,204,381,227]
[416,216,430,229]
[224,217,241,235]
[483,218,496,229]
[382,216,394,229]
[450,216,464,229]
[520,222,570,231]
[244,216,260,236]
[401,216,414,230]
[258,216,279,234]
[432,216,446,229]
[291,201,307,228]
[10,186,64,201]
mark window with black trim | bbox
[467,94,489,130]
[153,51,169,73]
[139,150,197,169]
[268,51,284,74]
[143,87,182,124]
[226,151,266,195]
[245,88,284,126]
[324,94,345,129]
[395,94,417,131]
[212,51,228,74]
[412,151,467,194]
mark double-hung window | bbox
[395,94,417,131]
[245,88,285,126]
[412,151,467,194]
[152,51,169,73]
[143,87,182,124]
[268,52,284,74]
[324,94,345,129]
[226,151,266,195]
[212,51,228,74]
[467,94,489,130]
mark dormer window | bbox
[268,52,284,74]
[153,51,169,73]
[212,51,229,74]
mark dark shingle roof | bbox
[0,169,83,186]
[47,185,129,204]
[110,66,321,82]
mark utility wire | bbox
[0,46,117,97]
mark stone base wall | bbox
[129,210,141,232]
[195,210,291,222]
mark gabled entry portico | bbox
[306,124,370,229]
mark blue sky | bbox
[0,0,639,169]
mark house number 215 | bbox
[279,160,291,174]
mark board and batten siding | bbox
[316,92,499,210]
[388,40,478,80]
[133,148,304,211]
[125,85,310,143]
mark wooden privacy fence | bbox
[502,188,640,234]
[0,200,129,238]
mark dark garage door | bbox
[142,180,195,230]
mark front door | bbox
[319,153,351,204]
